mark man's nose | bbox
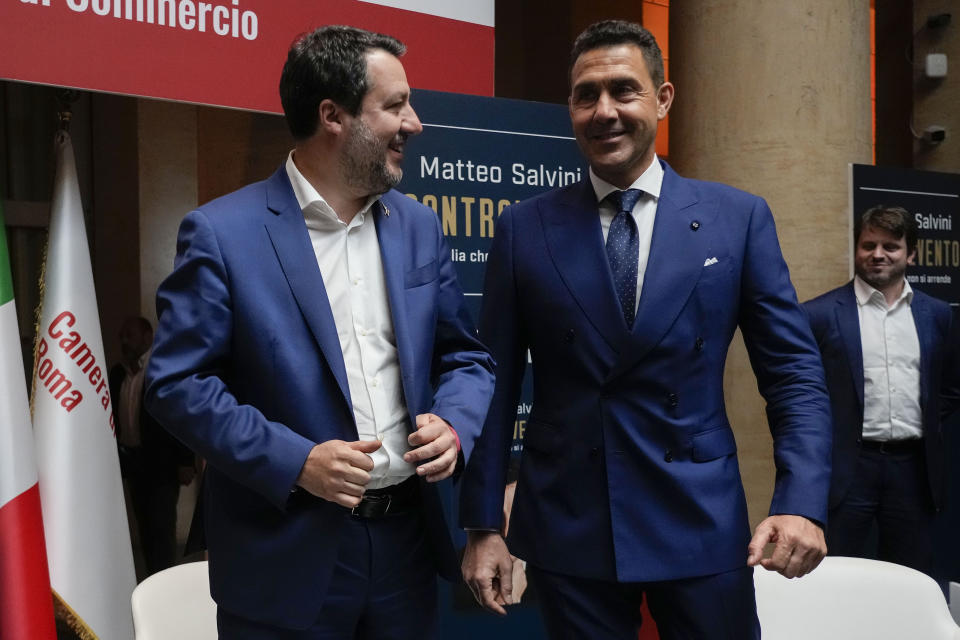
[593,92,617,121]
[402,104,423,136]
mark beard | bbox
[856,261,907,292]
[340,118,403,196]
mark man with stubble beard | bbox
[805,205,960,575]
[145,25,494,638]
[460,19,831,639]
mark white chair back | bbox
[131,560,217,640]
[754,556,960,640]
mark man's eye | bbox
[573,89,597,103]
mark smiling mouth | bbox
[591,131,625,142]
[388,135,406,155]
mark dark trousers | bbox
[217,510,438,639]
[527,564,759,640]
[125,448,180,578]
[827,447,934,574]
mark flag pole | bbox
[32,93,137,640]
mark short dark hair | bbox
[569,20,665,88]
[279,25,405,140]
[855,205,918,253]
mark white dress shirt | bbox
[286,152,415,489]
[591,155,664,311]
[855,276,924,441]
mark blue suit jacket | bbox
[145,167,494,629]
[460,161,832,583]
[804,281,960,510]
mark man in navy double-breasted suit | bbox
[145,26,494,638]
[804,205,960,574]
[460,20,832,639]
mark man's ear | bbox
[317,99,345,135]
[907,247,917,265]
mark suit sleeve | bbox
[737,198,833,525]
[426,211,497,467]
[144,210,316,510]
[939,306,960,424]
[459,207,528,530]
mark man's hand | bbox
[296,439,381,508]
[747,514,826,578]
[462,531,514,615]
[404,413,458,482]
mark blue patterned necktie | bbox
[605,188,643,328]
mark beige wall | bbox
[670,0,872,527]
[137,100,198,324]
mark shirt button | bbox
[664,450,674,462]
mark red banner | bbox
[0,0,494,112]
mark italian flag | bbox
[0,200,57,638]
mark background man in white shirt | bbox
[805,205,960,574]
[146,25,494,638]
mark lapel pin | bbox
[690,220,700,230]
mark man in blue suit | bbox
[145,26,494,638]
[804,205,960,574]
[460,20,832,639]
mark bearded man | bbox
[146,25,494,638]
[804,204,960,575]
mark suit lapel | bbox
[609,164,712,377]
[373,194,416,419]
[541,180,626,351]
[262,168,352,410]
[835,283,864,413]
[911,291,932,409]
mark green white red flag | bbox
[0,188,57,639]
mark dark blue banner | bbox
[851,164,960,302]
[399,89,586,636]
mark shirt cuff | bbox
[449,425,461,451]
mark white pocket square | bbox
[703,257,719,267]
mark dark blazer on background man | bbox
[804,281,960,510]
[109,364,193,484]
[145,166,494,629]
[460,160,833,584]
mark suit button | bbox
[565,329,576,343]
[590,447,599,457]
[664,450,674,462]
[695,337,704,351]
[690,221,700,231]
[667,393,678,407]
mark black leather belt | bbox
[351,475,420,519]
[861,438,924,454]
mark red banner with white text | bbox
[0,0,494,112]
